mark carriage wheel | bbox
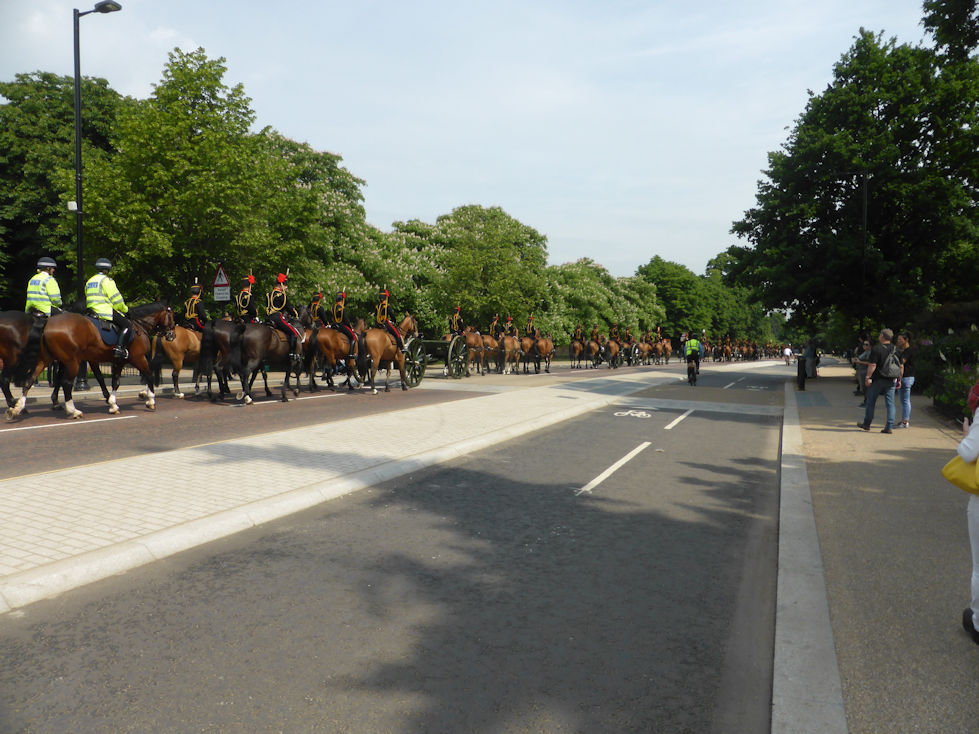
[403,338,426,388]
[448,335,468,379]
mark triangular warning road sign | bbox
[213,266,230,287]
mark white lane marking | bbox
[723,382,737,389]
[664,409,694,430]
[231,392,346,407]
[0,415,137,433]
[575,441,651,496]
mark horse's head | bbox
[400,313,419,338]
[297,305,312,329]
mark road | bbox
[0,362,787,732]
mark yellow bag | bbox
[942,455,979,494]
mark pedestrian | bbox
[896,331,915,428]
[854,339,872,405]
[857,328,901,433]
[957,379,979,645]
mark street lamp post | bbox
[72,0,121,390]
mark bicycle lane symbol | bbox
[613,409,654,418]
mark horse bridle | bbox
[133,305,177,342]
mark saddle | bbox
[87,315,121,345]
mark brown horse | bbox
[569,339,584,369]
[463,326,484,375]
[584,339,604,368]
[480,334,501,373]
[304,324,358,392]
[536,336,555,373]
[0,311,42,409]
[7,302,174,420]
[498,335,520,374]
[152,325,201,399]
[198,318,238,401]
[356,314,418,394]
[604,339,620,368]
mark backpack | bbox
[878,345,902,379]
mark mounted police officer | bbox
[86,258,132,359]
[266,272,302,363]
[183,282,208,332]
[376,289,408,354]
[25,256,62,318]
[236,275,259,322]
[330,290,357,360]
[449,306,464,336]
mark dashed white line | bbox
[664,409,694,430]
[575,441,651,496]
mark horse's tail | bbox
[13,316,45,387]
[199,321,217,374]
[229,322,247,375]
[304,325,320,372]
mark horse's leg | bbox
[49,362,63,410]
[56,359,84,419]
[171,356,184,399]
[0,375,14,409]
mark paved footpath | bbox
[1,359,970,731]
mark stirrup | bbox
[113,346,129,360]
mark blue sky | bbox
[1,1,928,276]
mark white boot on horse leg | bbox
[64,398,83,419]
[6,394,28,420]
[107,389,120,414]
[144,386,156,411]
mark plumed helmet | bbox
[276,273,287,284]
[455,306,461,312]
[240,277,253,288]
[336,291,346,300]
[95,257,112,271]
[311,291,322,300]
[190,284,202,295]
[37,256,57,269]
[379,289,389,299]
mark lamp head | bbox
[94,1,122,12]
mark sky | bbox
[1,1,929,277]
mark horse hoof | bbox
[236,391,245,401]
[70,411,83,420]
[175,392,184,400]
[372,388,378,395]
[138,390,148,400]
[109,405,120,415]
[146,403,156,411]
[244,395,253,405]
[402,384,408,391]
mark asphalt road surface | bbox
[0,363,785,732]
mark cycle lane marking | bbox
[575,441,651,496]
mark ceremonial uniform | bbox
[590,325,600,343]
[572,324,585,344]
[376,290,407,353]
[503,317,518,339]
[85,258,132,359]
[236,276,259,322]
[488,315,502,341]
[330,292,357,359]
[25,257,62,317]
[183,284,208,331]
[266,273,302,361]
[449,307,464,336]
[309,292,326,325]
[610,323,620,343]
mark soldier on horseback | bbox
[609,322,621,345]
[504,315,518,339]
[377,289,408,354]
[488,314,502,341]
[236,275,259,323]
[25,256,62,318]
[266,273,302,363]
[449,306,464,336]
[182,282,208,332]
[590,323,600,343]
[86,258,132,359]
[572,323,585,345]
[309,291,326,325]
[330,291,357,361]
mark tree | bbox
[728,29,979,329]
[0,72,122,305]
[635,256,711,337]
[923,0,979,61]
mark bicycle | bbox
[687,357,697,385]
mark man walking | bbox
[858,328,901,434]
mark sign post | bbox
[213,264,231,302]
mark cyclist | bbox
[685,333,702,380]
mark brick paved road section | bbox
[0,370,681,613]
